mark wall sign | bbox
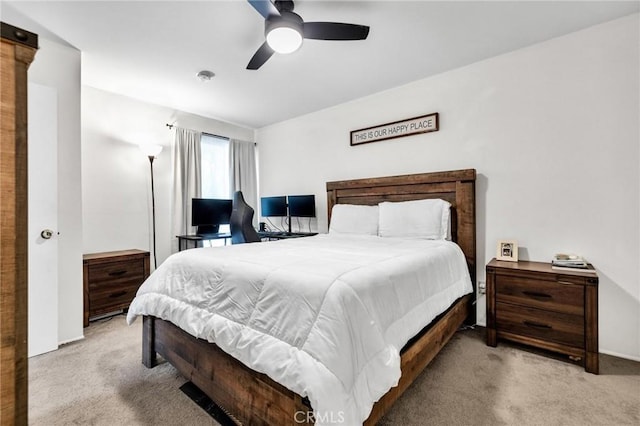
[350,112,439,146]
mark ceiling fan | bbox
[246,0,370,70]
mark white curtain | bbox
[229,139,258,225]
[171,127,202,252]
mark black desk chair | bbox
[230,191,261,244]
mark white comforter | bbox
[127,234,472,425]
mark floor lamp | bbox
[140,144,163,269]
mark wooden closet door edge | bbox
[0,23,38,425]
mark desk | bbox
[176,233,231,251]
[258,231,318,241]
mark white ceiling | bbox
[3,1,638,129]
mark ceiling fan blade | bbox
[247,42,275,70]
[303,22,370,41]
[247,0,280,19]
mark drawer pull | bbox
[109,290,127,298]
[523,320,552,330]
[522,291,552,299]
[108,270,127,277]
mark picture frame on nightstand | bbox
[496,239,518,262]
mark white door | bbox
[27,83,58,357]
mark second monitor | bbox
[260,194,316,233]
[288,195,315,217]
[260,196,287,217]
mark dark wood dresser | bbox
[83,249,150,327]
[486,258,599,374]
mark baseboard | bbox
[599,348,640,363]
[473,325,639,363]
[59,334,84,346]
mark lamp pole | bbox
[148,155,158,270]
[140,144,162,270]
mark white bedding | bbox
[127,234,472,425]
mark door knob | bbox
[40,229,54,239]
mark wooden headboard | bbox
[326,169,477,289]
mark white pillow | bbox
[378,198,451,240]
[329,204,379,235]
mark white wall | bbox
[81,87,254,268]
[257,15,640,360]
[28,39,83,344]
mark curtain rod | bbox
[165,123,228,140]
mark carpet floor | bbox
[29,315,639,425]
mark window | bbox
[200,134,230,240]
[201,134,229,199]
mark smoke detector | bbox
[196,70,215,82]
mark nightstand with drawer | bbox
[486,258,599,374]
[83,249,150,327]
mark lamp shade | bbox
[139,144,163,157]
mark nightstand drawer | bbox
[88,277,141,300]
[88,259,144,286]
[496,275,584,315]
[89,282,140,315]
[496,302,584,348]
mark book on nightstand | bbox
[552,253,588,267]
[551,253,596,273]
[551,263,597,274]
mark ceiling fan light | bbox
[267,26,303,54]
[265,13,304,55]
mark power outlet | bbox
[478,280,486,295]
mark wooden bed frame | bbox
[142,168,476,425]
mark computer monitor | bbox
[288,195,316,217]
[260,196,287,217]
[191,198,232,235]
